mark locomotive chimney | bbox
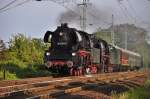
[61,23,68,28]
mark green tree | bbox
[30,38,46,64]
[0,40,7,61]
[9,34,47,64]
[9,34,31,63]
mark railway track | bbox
[0,71,149,99]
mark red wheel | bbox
[83,68,86,75]
[79,69,83,75]
[77,70,80,76]
[70,68,73,76]
[108,67,113,72]
[91,67,93,74]
[91,66,97,74]
[74,70,77,76]
[94,67,98,73]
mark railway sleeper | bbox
[0,71,146,99]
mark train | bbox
[44,23,142,76]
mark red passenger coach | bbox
[109,45,142,72]
[120,50,129,66]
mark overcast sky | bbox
[0,0,150,42]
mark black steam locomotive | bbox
[44,23,142,76]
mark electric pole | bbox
[125,31,127,49]
[124,24,128,49]
[111,14,115,45]
[78,0,91,31]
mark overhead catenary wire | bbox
[73,0,112,28]
[50,0,80,16]
[116,1,131,23]
[36,0,80,24]
[114,4,124,24]
[1,0,150,28]
[50,0,110,30]
[0,0,135,26]
[0,0,31,13]
[117,0,150,28]
[125,0,139,19]
[0,0,18,11]
[121,0,137,23]
[36,0,79,15]
[117,0,136,24]
[126,0,150,27]
[36,0,90,31]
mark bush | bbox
[0,34,51,80]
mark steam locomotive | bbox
[44,23,142,76]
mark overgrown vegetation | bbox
[0,34,51,80]
[113,80,150,99]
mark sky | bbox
[0,0,150,42]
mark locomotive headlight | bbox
[46,52,50,56]
[59,32,63,36]
[72,52,76,56]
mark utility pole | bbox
[111,14,115,45]
[78,0,91,31]
[124,24,128,49]
[125,31,127,49]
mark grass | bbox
[0,60,52,80]
[0,71,18,80]
[113,80,150,99]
